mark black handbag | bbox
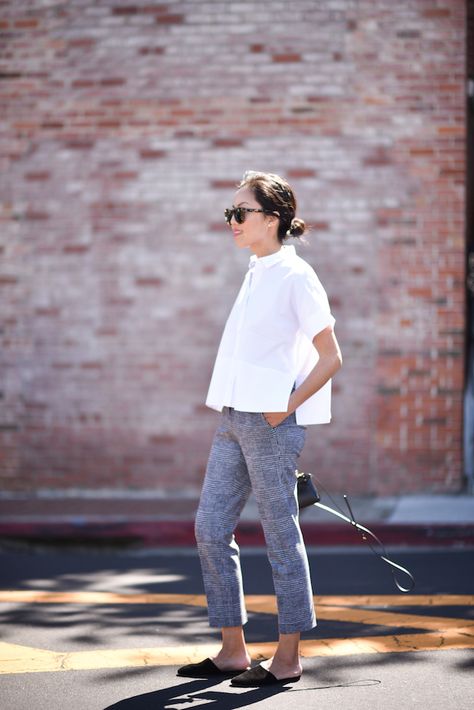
[294,468,415,593]
[296,470,320,508]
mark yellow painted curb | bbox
[1,593,472,675]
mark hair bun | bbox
[288,217,306,238]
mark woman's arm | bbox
[263,326,342,427]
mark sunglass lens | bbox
[234,208,245,224]
[224,208,245,224]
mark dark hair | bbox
[238,171,307,243]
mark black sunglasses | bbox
[224,207,278,225]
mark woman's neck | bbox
[250,243,282,258]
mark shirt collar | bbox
[248,245,296,271]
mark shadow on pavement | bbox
[103,676,292,709]
[455,654,474,672]
[102,673,385,709]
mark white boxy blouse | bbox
[205,245,336,425]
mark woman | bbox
[177,171,342,687]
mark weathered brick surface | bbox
[0,0,466,495]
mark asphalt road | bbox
[0,543,473,710]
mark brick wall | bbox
[0,0,466,495]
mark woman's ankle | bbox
[262,655,302,678]
[212,647,251,670]
[213,626,251,669]
[267,632,301,674]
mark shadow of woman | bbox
[103,675,292,710]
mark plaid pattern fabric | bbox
[195,407,316,634]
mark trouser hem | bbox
[208,616,248,629]
[279,618,317,635]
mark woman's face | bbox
[229,186,278,254]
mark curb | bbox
[1,520,474,548]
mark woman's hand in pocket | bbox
[262,411,289,428]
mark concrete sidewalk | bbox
[0,490,473,548]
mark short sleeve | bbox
[292,268,335,341]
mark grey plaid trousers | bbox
[195,406,316,634]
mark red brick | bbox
[41,121,63,129]
[396,30,421,39]
[25,171,50,181]
[63,244,90,253]
[14,19,39,28]
[142,6,173,14]
[34,307,61,317]
[212,138,244,148]
[71,79,96,89]
[437,125,464,135]
[135,277,164,287]
[138,47,165,55]
[112,7,139,14]
[272,53,301,62]
[155,14,185,24]
[422,9,451,18]
[363,149,392,166]
[0,276,18,285]
[287,168,316,178]
[97,120,121,128]
[25,211,49,220]
[100,78,126,87]
[210,180,237,189]
[149,435,176,445]
[112,171,138,180]
[69,38,96,48]
[139,149,167,159]
[63,140,95,149]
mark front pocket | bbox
[260,413,279,430]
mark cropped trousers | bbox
[194,406,316,635]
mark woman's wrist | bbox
[288,392,300,414]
